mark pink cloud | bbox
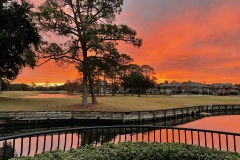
[15,0,240,84]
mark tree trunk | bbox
[81,48,88,107]
[82,74,88,107]
[123,88,126,96]
[138,88,141,97]
[91,90,97,104]
[103,74,106,96]
[89,75,97,104]
[98,74,100,96]
[0,78,1,94]
[112,77,115,96]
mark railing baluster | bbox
[205,132,207,147]
[35,135,39,154]
[160,128,162,143]
[20,137,23,157]
[119,128,121,142]
[77,130,80,147]
[50,132,53,151]
[70,131,73,149]
[130,127,133,142]
[136,127,138,142]
[154,128,156,142]
[178,129,180,143]
[211,132,214,149]
[184,130,187,144]
[107,128,110,142]
[219,133,221,150]
[63,131,67,151]
[57,132,60,149]
[148,128,150,142]
[172,129,175,142]
[43,134,46,152]
[198,131,200,146]
[113,128,116,143]
[166,129,169,142]
[125,127,127,142]
[12,138,15,158]
[191,131,193,145]
[233,135,236,152]
[89,129,92,144]
[96,129,98,146]
[28,136,31,156]
[226,134,229,151]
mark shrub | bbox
[11,142,240,160]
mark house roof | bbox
[162,81,181,87]
[181,82,208,88]
[159,81,238,89]
[212,83,224,88]
[212,83,239,89]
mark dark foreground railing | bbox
[0,125,240,159]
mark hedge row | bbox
[12,142,240,160]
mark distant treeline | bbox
[0,79,82,93]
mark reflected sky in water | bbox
[178,115,240,133]
[23,94,80,98]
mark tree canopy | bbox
[121,64,155,97]
[36,0,142,106]
[0,0,41,80]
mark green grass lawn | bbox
[0,91,240,112]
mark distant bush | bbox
[11,142,240,160]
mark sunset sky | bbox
[14,0,240,85]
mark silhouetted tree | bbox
[141,65,155,77]
[121,64,156,97]
[141,65,155,96]
[36,0,142,107]
[0,78,11,92]
[10,83,31,91]
[0,0,41,91]
[31,82,37,91]
[64,80,81,94]
[104,51,133,96]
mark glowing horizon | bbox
[13,0,240,84]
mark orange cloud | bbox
[14,60,79,85]
[14,0,240,84]
[116,0,240,84]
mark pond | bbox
[1,114,240,137]
[0,113,202,137]
[0,115,240,159]
[178,115,240,133]
[23,93,80,98]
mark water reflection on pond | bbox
[177,115,240,133]
[0,113,202,137]
[1,115,240,158]
[23,94,80,98]
[2,120,240,158]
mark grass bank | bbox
[0,91,240,112]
